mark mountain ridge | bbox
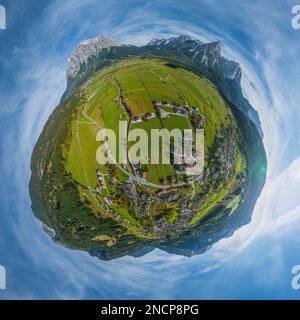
[67,35,121,78]
[63,34,262,136]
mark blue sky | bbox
[1,0,300,299]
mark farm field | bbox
[61,58,245,241]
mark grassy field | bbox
[66,58,237,185]
[130,113,194,184]
[64,58,243,234]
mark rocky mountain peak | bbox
[145,35,223,68]
[67,35,120,78]
[146,34,202,50]
[220,57,241,82]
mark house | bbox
[103,196,112,205]
[155,104,162,112]
[194,122,202,129]
[97,175,105,188]
[200,116,206,125]
[175,164,186,172]
[131,159,140,166]
[171,176,176,183]
[179,108,187,115]
[173,104,180,112]
[132,115,143,123]
[154,100,162,107]
[142,171,148,179]
[159,109,169,118]
[145,112,156,120]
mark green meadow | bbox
[63,58,244,236]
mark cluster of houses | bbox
[131,160,148,179]
[154,100,207,129]
[158,187,179,202]
[216,133,237,182]
[194,128,237,192]
[131,99,207,131]
[94,169,107,193]
[100,90,238,228]
[159,176,177,185]
[115,94,133,118]
[174,163,195,175]
[154,100,187,116]
[123,182,137,205]
[132,112,156,123]
[93,170,113,205]
[154,104,169,118]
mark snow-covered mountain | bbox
[67,35,120,78]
